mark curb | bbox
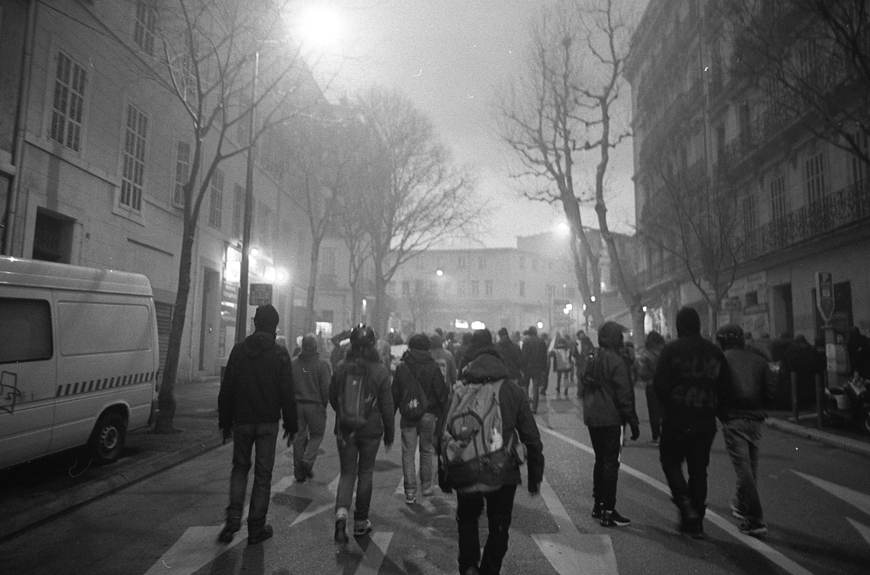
[764,418,870,459]
[1,434,225,542]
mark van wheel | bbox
[89,412,127,464]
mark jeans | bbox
[588,425,622,510]
[644,384,662,440]
[524,372,546,412]
[659,420,716,519]
[401,412,437,497]
[335,433,381,522]
[293,402,327,478]
[227,421,279,531]
[457,484,517,575]
[722,418,765,526]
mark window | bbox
[850,130,869,185]
[233,185,245,238]
[49,52,86,152]
[770,173,787,222]
[485,280,493,296]
[519,257,525,270]
[459,281,467,297]
[458,255,466,269]
[519,281,525,297]
[566,287,576,299]
[134,0,157,56]
[209,169,223,229]
[805,153,826,205]
[471,281,479,296]
[0,298,53,364]
[546,284,555,298]
[415,279,425,294]
[173,141,190,206]
[121,104,147,211]
[178,52,196,102]
[322,248,336,275]
[742,195,756,233]
[402,281,410,296]
[478,256,485,269]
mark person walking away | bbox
[496,327,525,387]
[292,333,332,482]
[573,330,594,398]
[392,334,448,504]
[430,333,459,389]
[635,331,665,444]
[620,341,637,445]
[458,330,496,381]
[550,336,574,397]
[580,322,640,527]
[521,326,549,413]
[716,324,775,537]
[654,307,733,539]
[217,304,297,545]
[330,324,395,543]
[444,347,545,575]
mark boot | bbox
[676,496,703,539]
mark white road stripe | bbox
[541,427,818,575]
[846,518,870,546]
[355,532,394,575]
[533,477,619,574]
[793,470,870,516]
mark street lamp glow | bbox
[296,4,343,50]
[556,222,570,236]
[436,269,443,276]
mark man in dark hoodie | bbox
[522,325,549,413]
[218,304,297,545]
[496,327,525,386]
[292,333,332,482]
[654,307,733,539]
[392,334,448,504]
[447,343,545,575]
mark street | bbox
[1,389,868,575]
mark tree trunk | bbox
[305,239,321,334]
[153,222,196,434]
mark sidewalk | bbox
[2,380,869,542]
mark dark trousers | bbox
[588,425,622,510]
[659,420,716,517]
[457,484,518,575]
[644,384,662,440]
[226,422,279,531]
[335,433,381,523]
[523,371,546,412]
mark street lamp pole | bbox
[235,51,259,344]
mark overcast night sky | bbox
[298,0,638,248]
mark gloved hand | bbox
[528,481,540,496]
[221,428,232,445]
[630,422,640,441]
[283,429,295,447]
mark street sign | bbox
[815,272,834,324]
[249,283,273,306]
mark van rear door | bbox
[0,293,58,469]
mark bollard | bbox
[791,371,799,422]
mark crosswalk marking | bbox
[356,532,394,575]
[847,518,870,546]
[792,470,870,516]
[533,477,619,574]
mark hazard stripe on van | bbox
[56,371,158,397]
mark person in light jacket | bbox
[292,333,332,482]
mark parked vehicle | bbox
[823,373,870,433]
[0,257,159,470]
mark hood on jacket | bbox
[297,348,320,361]
[465,349,508,383]
[676,306,702,337]
[401,348,434,367]
[244,331,277,357]
[597,321,624,351]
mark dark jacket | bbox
[218,331,297,435]
[722,348,775,422]
[292,350,331,406]
[580,347,639,428]
[329,357,395,444]
[654,334,733,432]
[635,347,661,384]
[522,335,549,375]
[496,336,525,380]
[392,349,448,427]
[459,350,544,487]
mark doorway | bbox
[199,268,220,373]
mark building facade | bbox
[627,0,870,344]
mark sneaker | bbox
[591,502,603,519]
[739,522,768,537]
[334,517,348,543]
[405,494,417,505]
[730,502,746,521]
[461,567,481,575]
[649,438,659,445]
[600,510,631,527]
[301,460,315,480]
[247,524,273,545]
[217,520,240,543]
[353,520,372,537]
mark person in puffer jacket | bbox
[292,333,332,482]
[446,336,544,575]
[580,321,639,528]
[217,304,297,546]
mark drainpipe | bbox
[3,0,38,256]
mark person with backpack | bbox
[392,334,448,505]
[217,304,297,545]
[573,330,595,398]
[549,335,574,397]
[635,331,665,444]
[439,342,545,575]
[580,321,640,527]
[329,324,395,543]
[291,333,332,482]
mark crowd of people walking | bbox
[216,303,783,574]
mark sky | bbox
[296,0,637,248]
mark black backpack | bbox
[397,363,429,422]
[337,361,375,431]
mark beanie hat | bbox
[497,327,509,338]
[301,333,318,352]
[471,329,493,348]
[254,304,279,333]
[676,307,701,337]
[408,333,431,351]
[716,323,745,349]
[430,333,443,348]
[597,321,625,350]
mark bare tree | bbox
[355,87,480,336]
[146,0,319,433]
[406,287,438,333]
[497,0,642,338]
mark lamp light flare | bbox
[297,5,344,49]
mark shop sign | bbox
[816,272,834,324]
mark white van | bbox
[0,257,159,470]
